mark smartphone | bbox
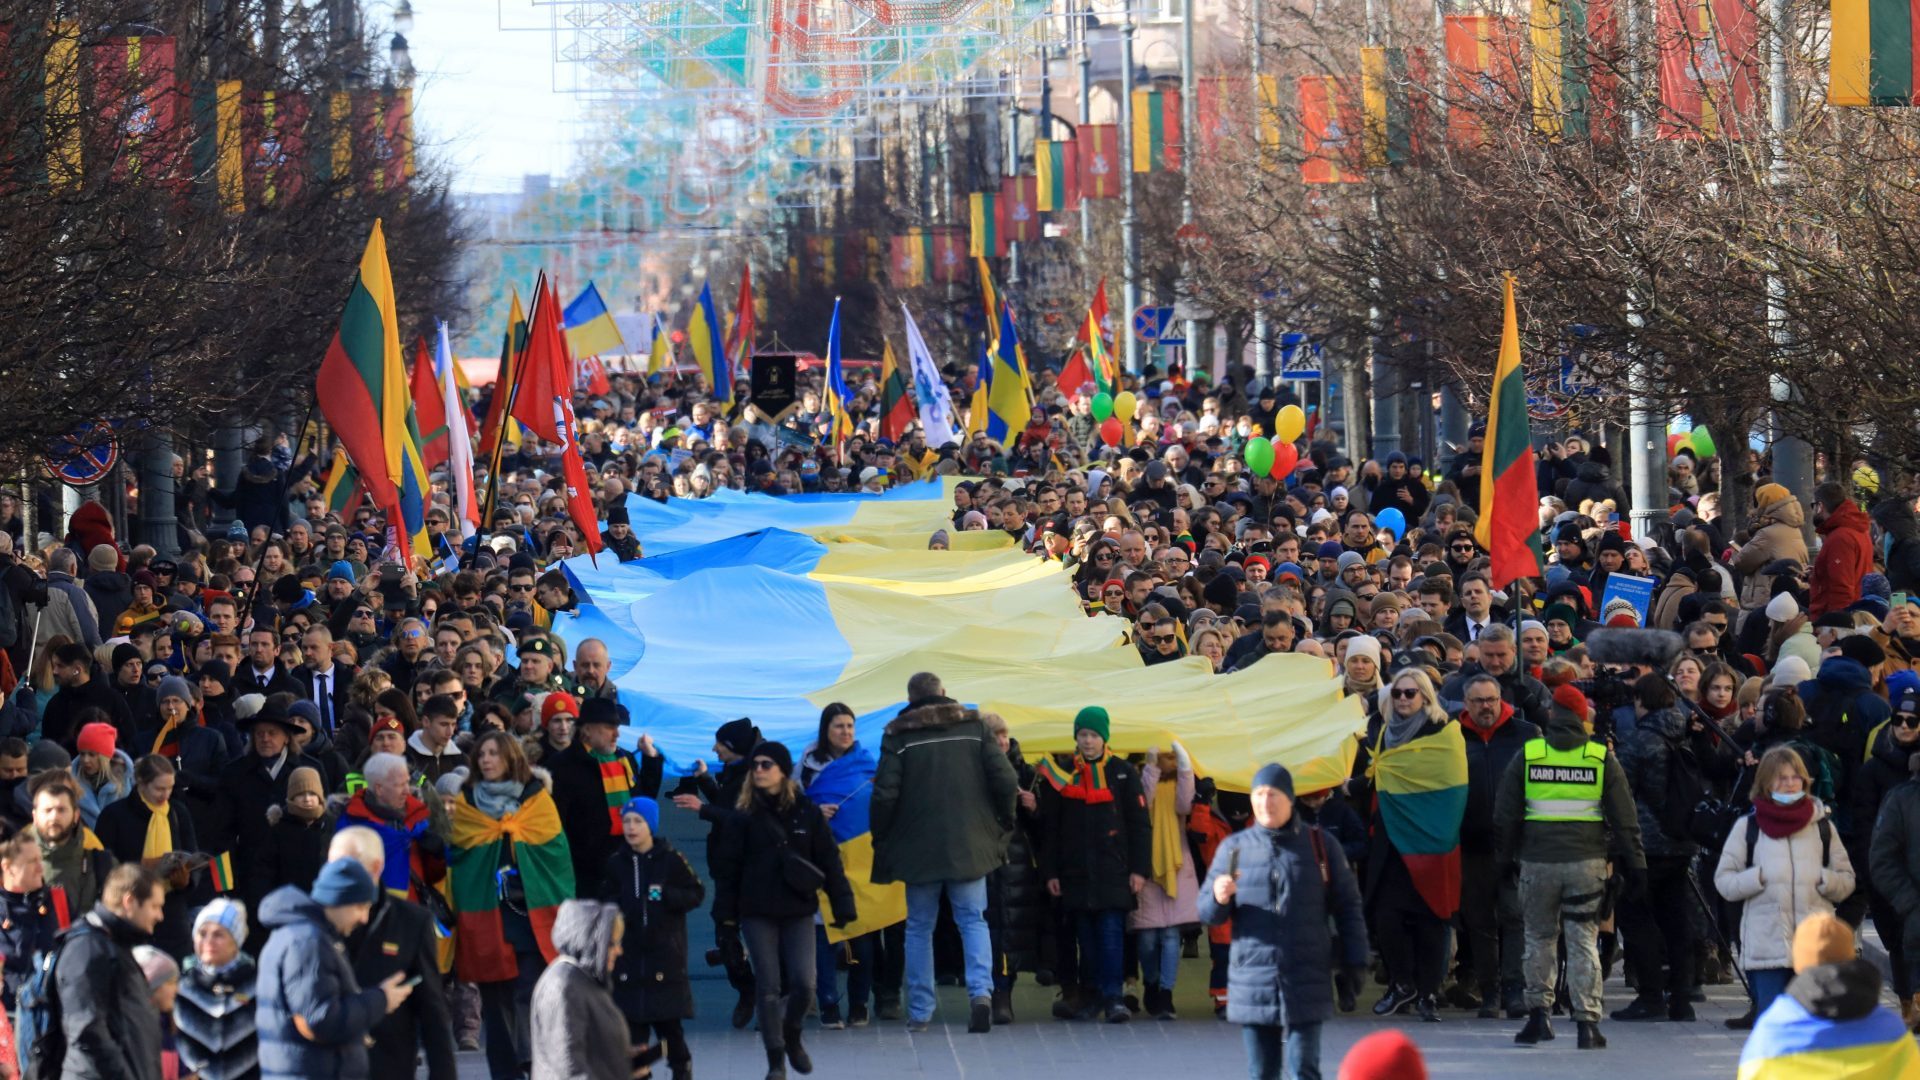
[1897,592,1910,608]
[401,975,424,989]
[1228,848,1240,878]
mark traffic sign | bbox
[1278,333,1322,380]
[1174,222,1212,253]
[1132,305,1175,343]
[44,420,119,487]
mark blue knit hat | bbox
[620,796,660,835]
[1250,762,1294,798]
[310,858,377,907]
[326,560,356,583]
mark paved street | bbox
[454,805,1762,1078]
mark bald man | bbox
[573,638,619,701]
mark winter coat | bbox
[988,760,1047,974]
[83,572,133,639]
[55,904,163,1080]
[45,571,100,648]
[1618,706,1702,859]
[1797,657,1888,827]
[94,793,201,957]
[70,749,135,829]
[174,955,260,1080]
[1852,724,1915,860]
[1735,496,1811,596]
[346,892,457,1080]
[1871,779,1920,962]
[1872,498,1920,594]
[1458,705,1540,855]
[1440,664,1551,731]
[1811,498,1874,618]
[404,730,469,789]
[1367,473,1431,525]
[254,885,387,1080]
[1737,957,1920,1080]
[1037,753,1153,912]
[1714,801,1856,971]
[1563,461,1629,514]
[1128,762,1200,930]
[0,885,62,1012]
[1197,817,1370,1028]
[140,719,234,852]
[335,790,444,902]
[546,743,662,899]
[528,957,631,1080]
[600,838,704,1022]
[42,675,135,754]
[870,699,1018,885]
[27,823,112,915]
[220,750,325,915]
[248,806,335,902]
[710,791,856,925]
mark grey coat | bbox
[1197,818,1369,1028]
[870,699,1018,885]
[529,958,632,1080]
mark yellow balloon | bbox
[1276,404,1305,444]
[1113,391,1138,423]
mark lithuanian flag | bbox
[1366,723,1467,920]
[1361,46,1416,167]
[448,787,574,983]
[968,191,1001,258]
[208,851,235,894]
[315,220,407,519]
[1475,274,1544,587]
[1035,136,1077,211]
[1531,0,1617,138]
[1131,87,1182,172]
[322,450,364,517]
[1829,0,1920,104]
[878,339,914,442]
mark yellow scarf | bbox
[139,794,172,862]
[1148,778,1183,898]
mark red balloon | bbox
[1271,442,1299,478]
[1099,417,1124,447]
[1667,433,1687,457]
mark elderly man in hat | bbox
[221,699,325,916]
[550,697,662,898]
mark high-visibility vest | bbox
[1522,738,1607,822]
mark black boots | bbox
[968,996,992,1033]
[1577,1021,1607,1049]
[732,990,756,1030]
[1609,995,1665,1022]
[783,1027,813,1075]
[991,988,1014,1025]
[1514,1007,1555,1045]
[765,1047,787,1080]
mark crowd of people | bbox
[0,363,1918,1080]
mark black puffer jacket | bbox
[987,740,1047,975]
[175,955,260,1080]
[1563,460,1629,512]
[1870,777,1920,959]
[1037,753,1152,912]
[55,905,163,1080]
[1873,498,1920,594]
[1617,706,1700,859]
[1458,707,1539,855]
[602,837,705,1022]
[1852,723,1918,894]
[711,790,856,925]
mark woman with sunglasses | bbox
[1364,670,1459,1023]
[711,741,856,1080]
[1857,687,1920,1021]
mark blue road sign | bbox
[1278,333,1322,379]
[1132,305,1175,344]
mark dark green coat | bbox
[870,700,1018,885]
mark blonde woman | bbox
[1713,746,1855,1026]
[1363,669,1458,1022]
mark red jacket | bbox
[1811,498,1873,618]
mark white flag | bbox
[900,303,959,449]
[435,321,478,538]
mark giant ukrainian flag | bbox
[549,483,1366,794]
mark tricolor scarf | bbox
[1036,752,1115,804]
[595,750,635,833]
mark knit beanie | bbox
[133,945,179,991]
[110,643,142,673]
[1073,705,1111,743]
[1552,682,1591,721]
[1250,762,1294,798]
[753,740,793,778]
[1336,1031,1427,1080]
[1769,655,1813,688]
[1791,912,1855,973]
[76,723,117,759]
[542,692,580,726]
[620,796,660,835]
[193,897,249,948]
[1343,635,1382,668]
[715,718,761,757]
[1766,591,1800,623]
[1755,483,1790,507]
[88,544,119,573]
[27,741,71,774]
[286,766,324,806]
[310,858,377,907]
[156,676,195,706]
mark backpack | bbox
[1784,739,1840,806]
[1743,813,1833,870]
[18,915,97,1080]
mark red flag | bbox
[1654,0,1759,139]
[1001,175,1039,243]
[726,265,755,376]
[86,36,188,190]
[581,355,612,396]
[509,279,567,445]
[243,88,309,206]
[1078,125,1122,198]
[409,336,450,468]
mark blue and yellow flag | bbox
[805,744,905,943]
[646,314,671,375]
[1738,991,1920,1079]
[688,283,730,400]
[984,304,1032,441]
[563,280,625,359]
[824,298,856,444]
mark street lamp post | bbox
[1121,18,1141,376]
[1178,0,1200,379]
[1249,0,1271,383]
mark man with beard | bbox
[23,770,113,913]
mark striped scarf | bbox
[1036,752,1115,804]
[594,750,634,833]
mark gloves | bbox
[830,900,859,929]
[1622,866,1649,903]
[1172,741,1192,773]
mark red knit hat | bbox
[1336,1031,1427,1080]
[76,723,117,759]
[1552,682,1590,719]
[542,691,580,726]
[369,715,405,741]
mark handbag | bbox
[760,810,826,895]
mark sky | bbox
[406,0,585,193]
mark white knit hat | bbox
[1766,592,1801,623]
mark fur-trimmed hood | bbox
[885,698,971,734]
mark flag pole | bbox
[480,270,545,546]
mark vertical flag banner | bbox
[1131,87,1183,171]
[824,298,857,445]
[410,336,450,468]
[900,304,958,448]
[478,290,527,460]
[931,227,969,284]
[1531,0,1621,139]
[727,265,756,375]
[436,321,479,536]
[1299,76,1362,184]
[984,304,1033,441]
[1001,175,1039,243]
[243,89,310,207]
[1035,136,1079,211]
[968,191,1003,257]
[86,35,186,189]
[1475,273,1545,587]
[328,91,352,191]
[688,282,730,400]
[1257,74,1283,156]
[1830,0,1920,104]
[1361,46,1420,167]
[45,21,82,191]
[1194,76,1239,160]
[563,281,627,358]
[647,314,671,375]
[878,340,915,442]
[1655,0,1759,136]
[322,451,365,518]
[315,220,406,517]
[1445,15,1523,146]
[1078,124,1122,198]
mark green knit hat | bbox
[1073,706,1110,742]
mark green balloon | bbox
[1690,425,1716,458]
[1091,392,1114,423]
[1245,436,1275,477]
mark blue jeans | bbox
[1749,967,1793,1016]
[1075,909,1127,1001]
[1136,926,1181,989]
[1242,1022,1323,1080]
[815,924,874,1012]
[906,877,992,1020]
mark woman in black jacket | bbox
[95,754,202,957]
[982,715,1046,1025]
[710,741,856,1080]
[1856,688,1920,1012]
[602,796,704,1080]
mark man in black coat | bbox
[41,642,136,751]
[330,826,458,1080]
[1438,626,1549,728]
[549,697,663,899]
[1455,672,1540,1019]
[218,700,322,920]
[54,863,167,1080]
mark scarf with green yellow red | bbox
[1036,751,1115,804]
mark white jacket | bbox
[1713,801,1856,972]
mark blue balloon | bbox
[1376,507,1407,541]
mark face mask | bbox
[1770,790,1805,805]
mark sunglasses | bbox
[1451,544,1477,552]
[751,758,781,771]
[1390,688,1422,700]
[509,584,534,593]
[1898,715,1920,728]
[353,609,375,619]
[1151,634,1177,645]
